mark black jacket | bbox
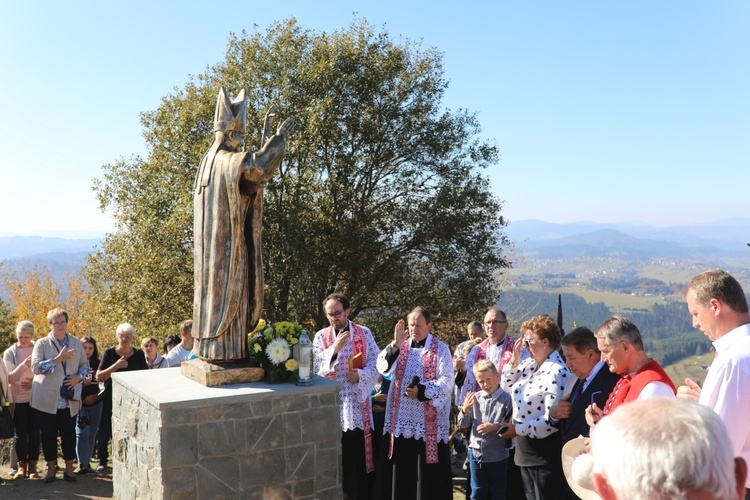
[559,365,620,445]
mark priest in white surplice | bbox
[375,306,453,500]
[313,293,380,500]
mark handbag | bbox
[0,384,14,439]
[52,335,80,401]
[60,375,76,400]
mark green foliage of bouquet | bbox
[247,319,308,383]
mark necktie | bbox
[411,339,426,348]
[570,378,585,403]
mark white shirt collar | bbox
[712,323,750,354]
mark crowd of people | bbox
[1,268,748,500]
[0,310,193,484]
[315,269,750,500]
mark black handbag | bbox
[53,336,79,401]
[0,385,14,439]
[60,375,76,400]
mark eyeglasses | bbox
[326,310,346,318]
[523,336,537,347]
[50,321,67,326]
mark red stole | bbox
[475,337,514,371]
[602,359,676,415]
[322,323,374,472]
[388,334,440,463]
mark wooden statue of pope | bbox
[193,86,292,361]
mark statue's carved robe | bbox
[193,133,286,361]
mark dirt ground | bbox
[0,465,113,500]
[0,463,465,499]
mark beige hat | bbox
[561,437,601,500]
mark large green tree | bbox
[86,18,510,345]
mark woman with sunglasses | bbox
[498,314,570,500]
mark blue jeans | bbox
[469,449,508,500]
[76,402,103,468]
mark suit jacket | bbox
[559,364,620,445]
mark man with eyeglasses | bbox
[458,308,523,407]
[313,292,380,500]
[458,311,529,497]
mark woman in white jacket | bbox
[30,308,88,483]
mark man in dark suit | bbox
[551,327,620,499]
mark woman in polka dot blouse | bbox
[498,314,570,499]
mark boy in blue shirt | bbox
[459,360,513,500]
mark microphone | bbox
[407,376,420,388]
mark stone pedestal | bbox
[180,358,265,387]
[111,368,343,500]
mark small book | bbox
[348,352,363,370]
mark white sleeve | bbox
[425,343,455,408]
[637,381,676,400]
[312,330,336,376]
[355,329,381,403]
[699,358,750,458]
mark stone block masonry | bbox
[111,368,343,500]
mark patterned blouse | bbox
[500,350,570,438]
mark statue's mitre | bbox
[214,86,247,133]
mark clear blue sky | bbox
[2,1,748,237]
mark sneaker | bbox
[96,464,108,473]
[76,467,96,475]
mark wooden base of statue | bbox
[181,358,265,387]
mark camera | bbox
[77,414,90,429]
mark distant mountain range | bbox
[0,236,100,260]
[1,217,749,265]
[504,218,750,260]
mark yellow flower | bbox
[276,321,292,336]
[285,359,299,371]
[253,344,262,353]
[289,337,299,345]
[249,318,267,335]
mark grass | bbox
[663,352,715,388]
[517,282,676,311]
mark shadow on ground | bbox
[0,467,113,500]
